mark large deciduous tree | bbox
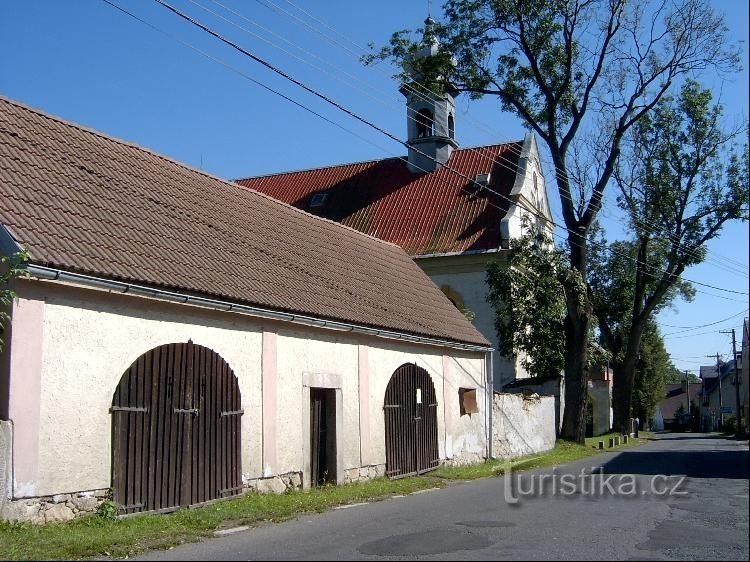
[367,0,739,441]
[593,80,749,430]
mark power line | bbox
[103,0,750,303]
[660,309,748,334]
[266,0,750,277]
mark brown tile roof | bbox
[0,97,489,347]
[236,142,522,256]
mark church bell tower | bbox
[400,16,459,173]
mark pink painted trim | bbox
[442,355,452,445]
[358,345,371,466]
[8,297,44,497]
[261,330,277,476]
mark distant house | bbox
[0,97,493,522]
[653,382,702,431]
[699,359,742,431]
[238,22,553,390]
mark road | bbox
[135,433,749,560]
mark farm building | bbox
[0,96,492,522]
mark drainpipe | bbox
[486,350,494,460]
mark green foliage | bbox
[664,369,700,384]
[366,0,739,440]
[632,322,669,422]
[0,250,29,352]
[95,500,119,521]
[486,224,566,380]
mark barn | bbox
[0,97,492,522]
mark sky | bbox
[1,0,748,374]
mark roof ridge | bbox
[0,95,404,252]
[234,140,525,182]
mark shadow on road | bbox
[601,450,749,479]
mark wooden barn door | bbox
[111,341,242,514]
[383,364,439,478]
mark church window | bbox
[448,113,455,139]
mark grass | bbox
[432,431,652,481]
[0,476,443,561]
[0,432,651,561]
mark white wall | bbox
[492,393,556,459]
[4,279,487,499]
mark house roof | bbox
[658,383,702,421]
[235,142,523,256]
[0,96,489,347]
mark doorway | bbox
[310,388,337,486]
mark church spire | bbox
[401,15,458,173]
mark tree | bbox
[632,321,669,425]
[664,369,699,385]
[486,224,566,381]
[368,0,739,442]
[599,80,749,429]
[0,250,28,352]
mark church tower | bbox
[400,17,459,173]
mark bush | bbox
[721,415,736,434]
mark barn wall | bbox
[4,278,486,512]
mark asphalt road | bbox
[135,433,749,560]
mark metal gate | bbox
[383,363,439,478]
[110,341,242,514]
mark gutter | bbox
[25,264,493,353]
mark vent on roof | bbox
[309,192,328,208]
[474,173,491,187]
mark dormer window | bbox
[309,192,328,208]
[448,113,455,139]
[416,108,434,138]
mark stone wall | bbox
[0,489,107,523]
[492,393,556,459]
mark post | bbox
[721,329,743,435]
[685,370,690,417]
[707,353,724,429]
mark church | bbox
[237,18,554,389]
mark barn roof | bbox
[236,142,522,256]
[0,96,489,348]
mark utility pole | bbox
[707,353,723,429]
[685,370,691,417]
[720,329,743,435]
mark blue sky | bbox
[1,0,748,373]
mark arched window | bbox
[416,108,433,138]
[448,113,455,139]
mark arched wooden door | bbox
[384,363,439,478]
[110,341,242,514]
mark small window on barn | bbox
[309,192,328,208]
[459,388,479,416]
[416,108,434,138]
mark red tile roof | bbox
[236,142,522,256]
[0,97,489,347]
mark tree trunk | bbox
[560,305,591,443]
[612,320,648,431]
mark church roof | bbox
[0,96,490,347]
[236,142,523,257]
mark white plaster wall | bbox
[275,330,359,474]
[588,380,612,436]
[492,393,556,459]
[19,281,264,497]
[443,354,488,463]
[366,344,487,466]
[9,279,489,499]
[418,257,522,388]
